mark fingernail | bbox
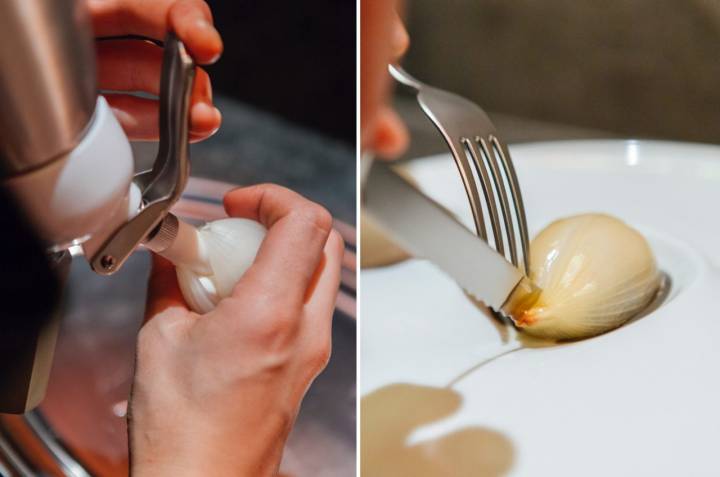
[196,18,213,31]
[194,19,222,64]
[191,103,222,132]
[207,52,221,64]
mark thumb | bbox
[144,253,188,323]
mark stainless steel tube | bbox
[0,0,96,177]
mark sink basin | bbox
[0,178,356,477]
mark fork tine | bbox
[449,139,488,242]
[463,138,504,255]
[492,137,531,273]
[477,136,517,266]
[391,65,532,276]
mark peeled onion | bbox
[504,213,661,340]
[175,218,266,313]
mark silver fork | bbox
[390,64,531,273]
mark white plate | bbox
[361,140,720,477]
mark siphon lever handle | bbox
[90,32,195,275]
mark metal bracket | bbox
[90,32,195,275]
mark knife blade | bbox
[364,161,527,311]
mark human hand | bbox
[361,0,410,159]
[129,185,344,476]
[88,0,223,141]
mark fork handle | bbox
[389,64,423,90]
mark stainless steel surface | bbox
[365,162,525,311]
[390,65,531,273]
[0,250,70,415]
[0,427,35,476]
[90,33,195,275]
[393,96,616,160]
[24,412,91,477]
[0,0,96,176]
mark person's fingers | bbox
[145,254,188,323]
[188,102,222,142]
[190,68,213,109]
[106,94,156,139]
[360,0,394,144]
[303,229,344,326]
[96,40,163,94]
[97,40,213,104]
[373,106,410,159]
[97,41,217,135]
[391,10,410,58]
[223,185,333,307]
[88,0,171,38]
[105,93,221,141]
[88,0,222,65]
[296,230,344,380]
[168,0,223,64]
[223,184,327,230]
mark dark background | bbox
[205,0,356,146]
[401,0,720,143]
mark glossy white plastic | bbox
[6,96,137,250]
